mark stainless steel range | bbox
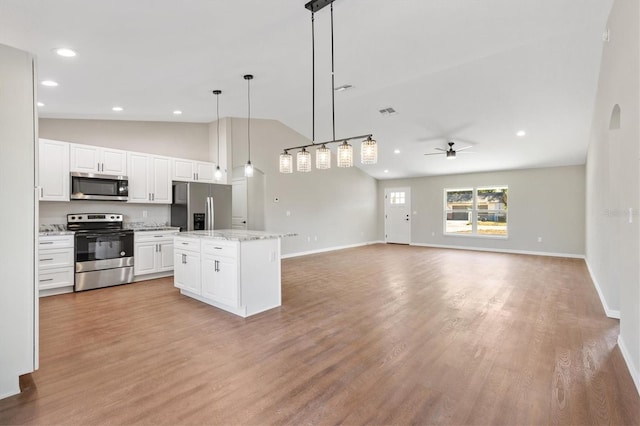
[67,213,134,291]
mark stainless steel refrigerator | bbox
[171,182,232,231]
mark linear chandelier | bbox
[279,0,377,174]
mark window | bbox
[389,191,406,205]
[444,186,508,237]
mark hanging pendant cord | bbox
[312,11,315,144]
[330,2,336,142]
[247,78,251,162]
[216,94,220,161]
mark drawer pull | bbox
[39,278,54,282]
[153,235,164,238]
[214,247,223,250]
[181,242,189,245]
[39,241,54,245]
[40,258,54,261]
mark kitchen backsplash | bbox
[39,201,170,228]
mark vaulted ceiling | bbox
[0,0,613,179]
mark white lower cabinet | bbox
[201,244,238,307]
[174,238,201,294]
[173,235,281,317]
[38,235,74,297]
[133,230,176,280]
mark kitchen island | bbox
[174,230,294,317]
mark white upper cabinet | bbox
[172,158,216,183]
[38,139,69,201]
[127,152,172,204]
[195,162,215,183]
[70,144,127,175]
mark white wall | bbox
[0,44,36,398]
[39,202,170,228]
[40,118,210,161]
[585,0,639,392]
[226,117,379,255]
[378,165,586,256]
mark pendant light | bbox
[297,148,311,172]
[279,150,293,173]
[244,74,254,178]
[316,144,331,169]
[212,90,223,181]
[279,0,377,173]
[361,135,377,164]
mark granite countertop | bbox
[39,230,75,236]
[39,224,74,236]
[127,226,181,232]
[178,229,297,242]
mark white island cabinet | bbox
[174,230,293,317]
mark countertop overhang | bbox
[178,229,296,242]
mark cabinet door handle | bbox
[158,244,161,252]
[40,187,43,197]
[40,258,54,261]
[39,278,54,282]
[182,253,186,264]
[97,162,101,171]
[214,260,219,272]
[152,193,155,201]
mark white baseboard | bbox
[282,241,382,259]
[409,242,585,259]
[618,334,640,396]
[584,259,620,319]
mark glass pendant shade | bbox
[279,151,293,173]
[244,160,254,177]
[316,144,331,169]
[297,148,312,172]
[337,141,353,167]
[361,136,378,164]
[214,165,222,181]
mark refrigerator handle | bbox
[206,196,215,230]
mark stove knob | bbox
[70,216,75,220]
[78,216,82,220]
[110,216,115,219]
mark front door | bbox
[384,187,411,244]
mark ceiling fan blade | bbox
[424,152,444,156]
[434,147,447,152]
[457,151,476,154]
[456,146,473,151]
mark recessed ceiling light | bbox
[334,84,353,92]
[516,130,526,137]
[393,149,400,154]
[37,102,44,107]
[384,169,389,173]
[173,110,182,115]
[41,80,58,87]
[54,48,77,57]
[112,106,123,112]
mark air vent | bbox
[379,107,397,116]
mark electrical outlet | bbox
[307,236,311,242]
[142,210,148,218]
[314,236,317,241]
[286,210,291,217]
[274,197,279,203]
[537,237,542,243]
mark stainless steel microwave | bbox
[70,172,129,201]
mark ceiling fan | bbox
[424,141,473,160]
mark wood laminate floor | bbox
[1,244,638,425]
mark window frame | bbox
[443,186,508,239]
